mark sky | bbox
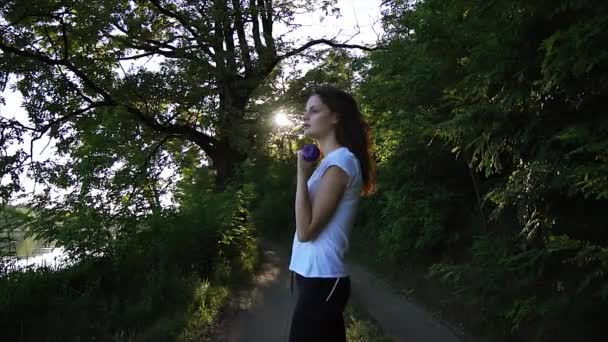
[0,0,384,206]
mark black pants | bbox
[288,271,351,342]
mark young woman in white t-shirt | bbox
[288,86,376,342]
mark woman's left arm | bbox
[295,162,348,242]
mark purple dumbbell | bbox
[302,144,320,162]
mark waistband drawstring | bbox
[325,278,340,302]
[290,271,341,302]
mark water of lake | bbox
[1,231,74,272]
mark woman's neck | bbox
[317,134,342,157]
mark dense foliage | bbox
[350,0,608,340]
[0,169,258,341]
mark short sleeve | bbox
[323,152,358,187]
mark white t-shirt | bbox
[289,146,363,278]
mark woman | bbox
[288,86,376,341]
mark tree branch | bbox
[122,104,217,152]
[232,0,253,75]
[35,102,110,139]
[146,0,215,58]
[279,39,384,61]
[109,33,207,61]
[0,41,218,157]
[219,1,238,74]
[250,0,265,56]
[59,17,69,60]
[1,37,112,100]
[117,51,157,60]
[258,0,275,54]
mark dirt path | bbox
[212,238,464,342]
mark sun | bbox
[274,111,292,127]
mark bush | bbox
[0,168,258,341]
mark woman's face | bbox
[303,95,338,139]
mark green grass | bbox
[345,297,392,342]
[136,277,232,341]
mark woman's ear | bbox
[330,112,339,125]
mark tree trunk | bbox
[210,141,247,192]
